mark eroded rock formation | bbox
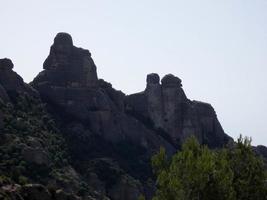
[30,33,177,200]
[40,32,98,87]
[125,73,230,147]
[0,32,252,200]
[32,33,174,155]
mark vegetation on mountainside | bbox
[151,136,267,200]
[0,93,71,186]
[0,93,140,199]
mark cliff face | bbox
[32,32,230,149]
[125,73,231,148]
[32,32,174,154]
[0,32,256,200]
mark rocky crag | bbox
[1,33,266,200]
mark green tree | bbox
[228,135,267,200]
[151,136,267,200]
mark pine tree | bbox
[151,136,267,200]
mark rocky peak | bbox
[32,33,116,120]
[39,32,98,87]
[0,58,37,99]
[32,32,175,153]
[161,74,182,88]
[0,58,14,71]
[54,32,73,46]
[50,32,73,58]
[146,73,160,85]
[126,73,230,147]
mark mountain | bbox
[0,33,266,200]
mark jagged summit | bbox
[126,72,229,147]
[1,33,232,151]
[36,32,98,88]
[146,73,182,87]
[31,33,174,155]
[31,32,232,148]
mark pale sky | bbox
[1,0,266,145]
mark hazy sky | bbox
[1,0,266,145]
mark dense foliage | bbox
[151,136,267,200]
[0,93,70,185]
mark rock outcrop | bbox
[32,33,174,153]
[31,33,231,150]
[41,32,98,87]
[31,33,176,199]
[0,58,37,100]
[29,33,233,199]
[126,73,231,148]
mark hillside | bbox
[0,33,266,200]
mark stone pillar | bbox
[42,32,98,87]
[161,74,187,140]
[145,73,163,128]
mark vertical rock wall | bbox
[126,73,230,147]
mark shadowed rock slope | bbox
[1,33,265,200]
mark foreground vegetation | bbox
[150,136,267,200]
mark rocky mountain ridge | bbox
[1,32,266,200]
